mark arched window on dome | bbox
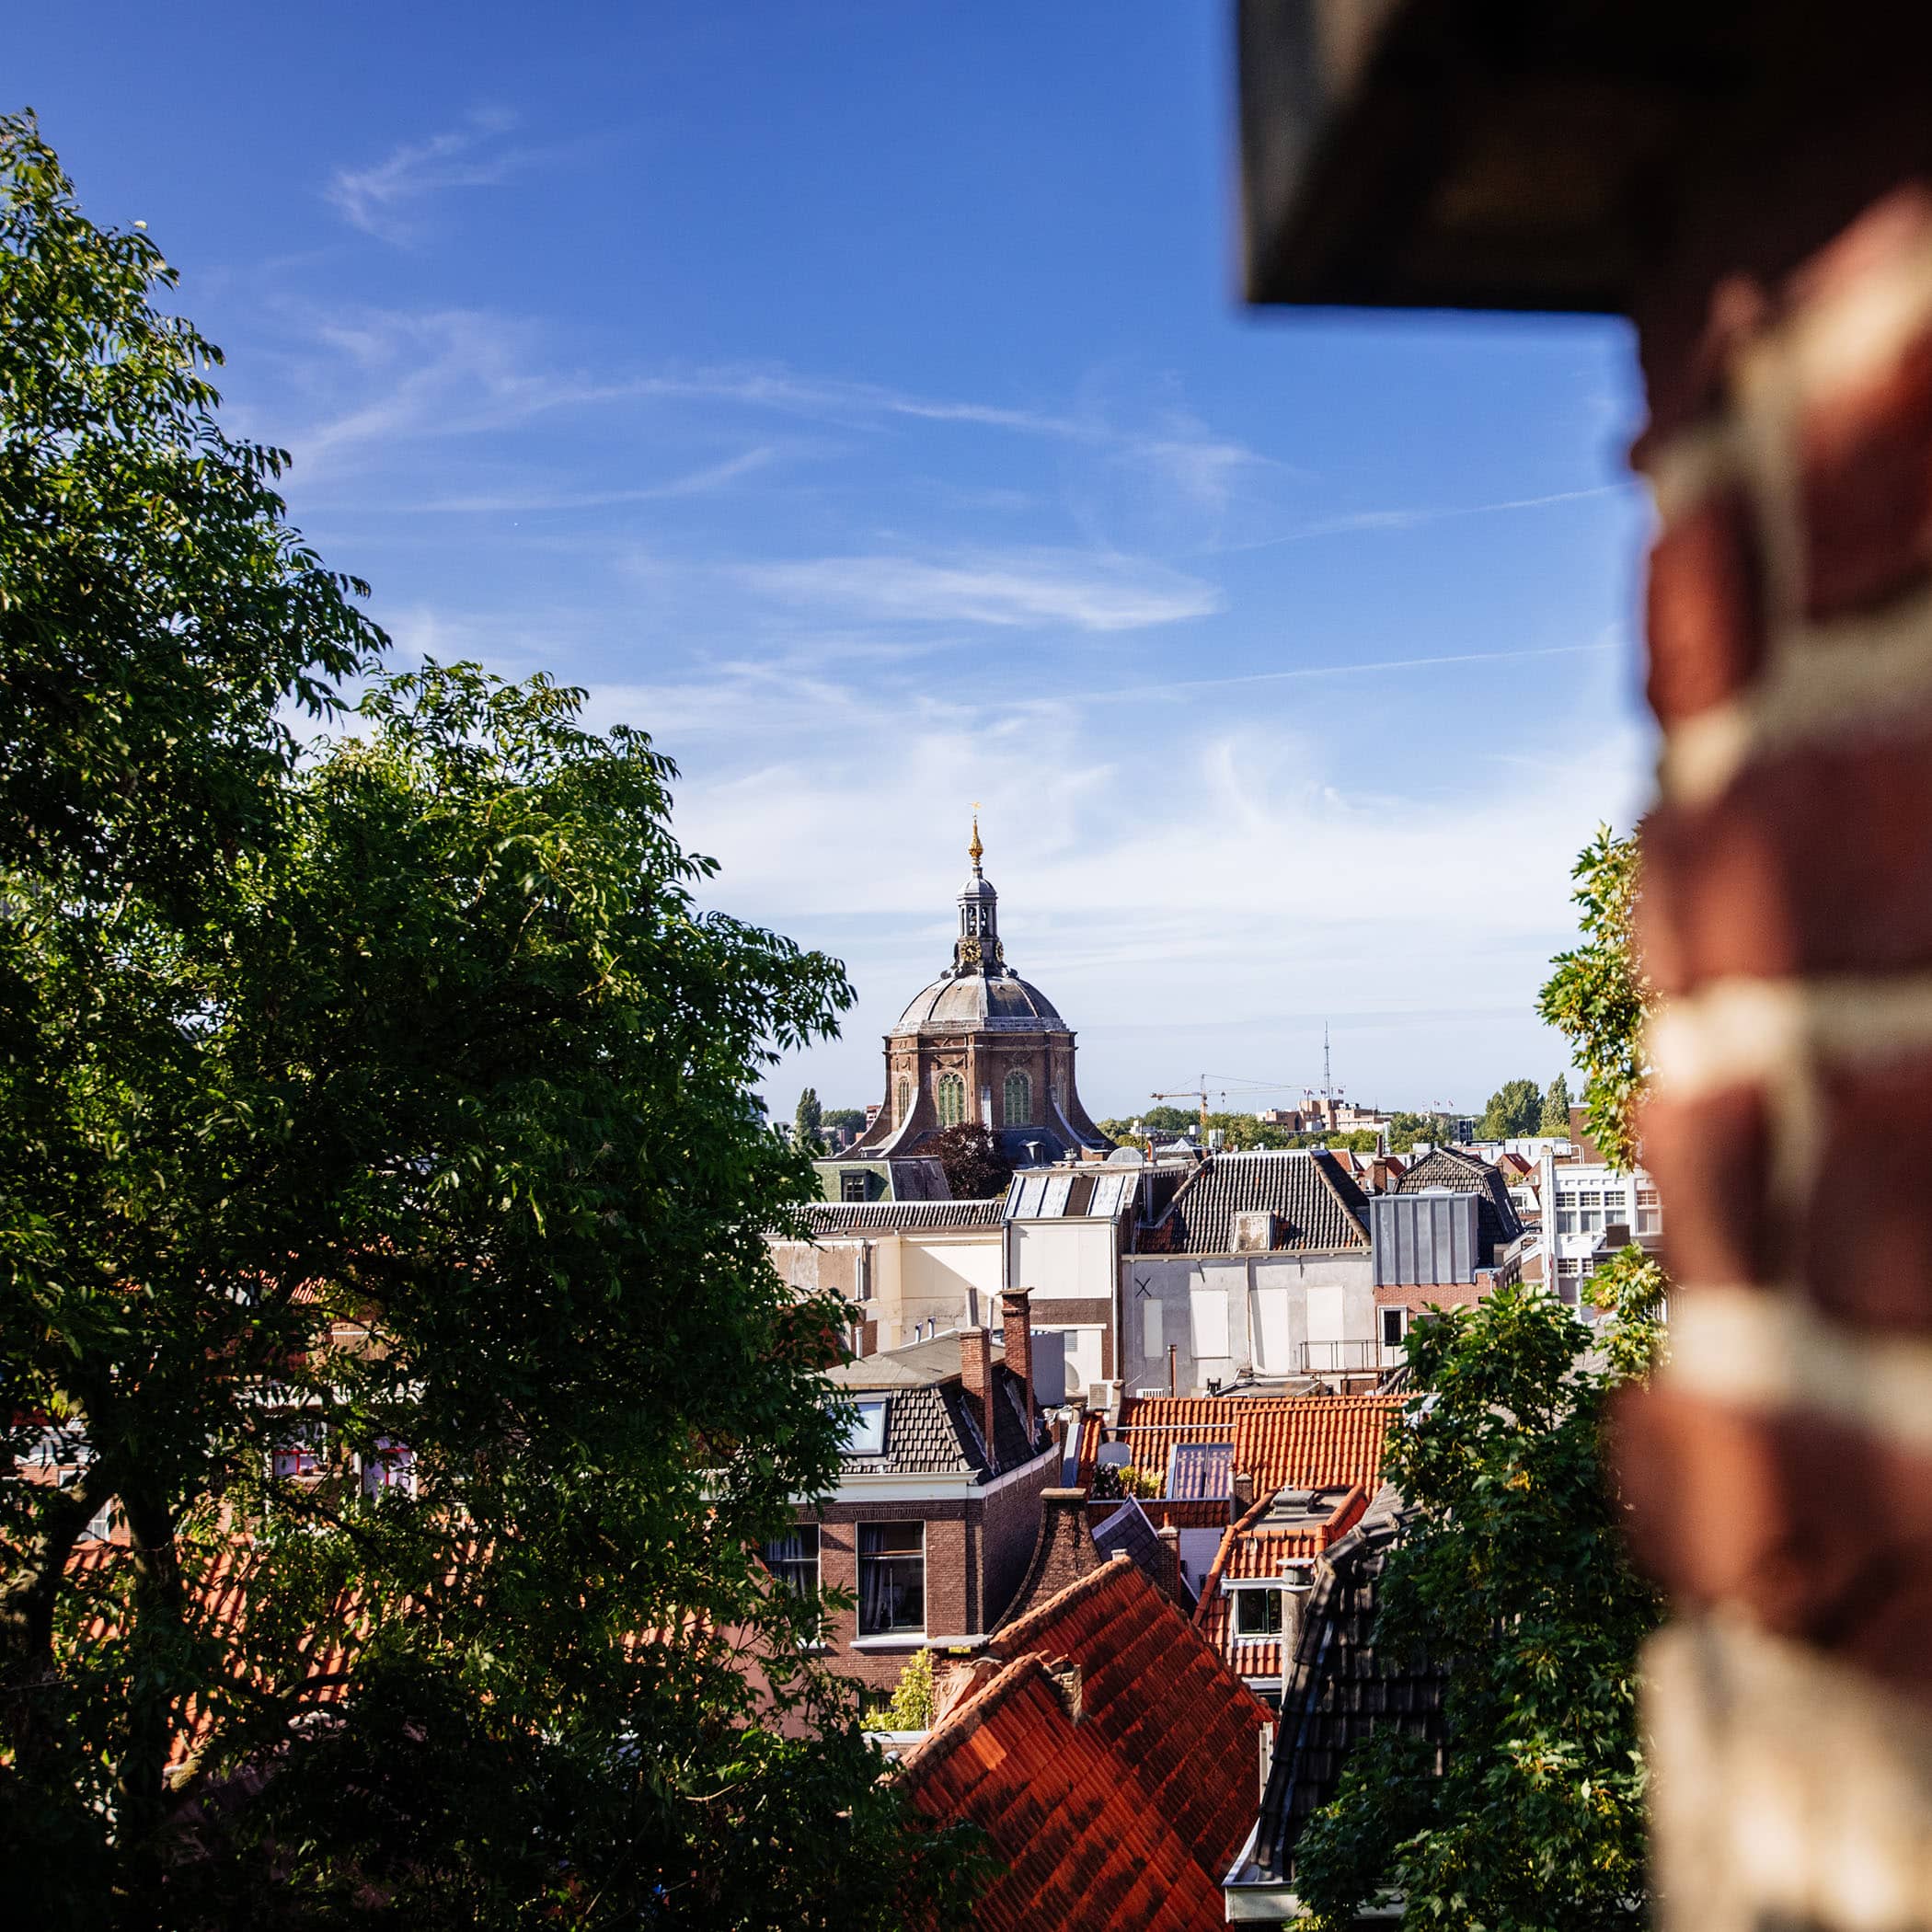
[896,1077,911,1126]
[935,1072,965,1128]
[1004,1069,1031,1126]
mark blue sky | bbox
[16,3,1656,1121]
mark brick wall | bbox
[1617,78,1932,1928]
[806,1453,1056,1696]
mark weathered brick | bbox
[1643,1085,1779,1285]
[1643,717,1932,992]
[1614,1383,1932,1703]
[1645,487,1769,723]
[1805,1050,1932,1330]
[1801,323,1932,617]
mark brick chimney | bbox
[1232,1469,1256,1524]
[1155,1524,1184,1604]
[960,1327,998,1471]
[999,1288,1035,1428]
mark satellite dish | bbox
[1096,1443,1133,1467]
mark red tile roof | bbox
[1192,1486,1368,1681]
[1086,1394,1406,1500]
[899,1558,1273,1931]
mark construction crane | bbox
[1149,1076,1217,1140]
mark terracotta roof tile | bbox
[1191,1485,1368,1681]
[901,1559,1273,1931]
[1087,1393,1406,1499]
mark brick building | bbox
[1236,4,1932,1924]
[776,1290,1056,1700]
[849,822,1110,1165]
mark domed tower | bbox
[854,821,1110,1163]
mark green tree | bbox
[1539,1072,1574,1136]
[1386,1110,1450,1154]
[1293,1284,1663,1930]
[931,1121,1014,1198]
[0,123,979,1932]
[821,1107,867,1139]
[1537,826,1648,1173]
[880,1650,937,1732]
[1538,825,1667,1375]
[1478,1077,1541,1142]
[794,1085,824,1152]
[1294,824,1668,1927]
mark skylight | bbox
[1166,1441,1234,1500]
[841,1398,889,1457]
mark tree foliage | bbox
[930,1122,1014,1199]
[1294,824,1669,1927]
[1536,826,1648,1172]
[879,1650,937,1732]
[1386,1110,1453,1154]
[1539,1074,1574,1137]
[0,121,983,1932]
[1294,1284,1663,1931]
[1478,1077,1542,1143]
[794,1086,823,1152]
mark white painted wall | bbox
[1121,1252,1375,1394]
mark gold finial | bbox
[969,806,983,868]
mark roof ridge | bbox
[895,1651,1048,1778]
[983,1549,1142,1656]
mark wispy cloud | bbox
[1219,486,1632,553]
[742,548,1223,633]
[327,109,546,242]
[407,448,780,514]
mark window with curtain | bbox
[936,1072,964,1127]
[1003,1068,1030,1125]
[857,1522,925,1635]
[763,1523,820,1600]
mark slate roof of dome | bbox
[893,969,1067,1031]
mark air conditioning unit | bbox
[1134,1386,1170,1398]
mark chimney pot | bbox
[1233,1470,1257,1524]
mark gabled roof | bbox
[898,1558,1274,1932]
[1251,1489,1449,1881]
[1089,1394,1406,1501]
[825,1334,1048,1479]
[800,1198,1003,1235]
[1192,1483,1367,1682]
[1135,1150,1371,1256]
[1392,1146,1523,1257]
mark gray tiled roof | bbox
[1256,1488,1449,1880]
[1392,1147,1523,1260]
[802,1199,1006,1235]
[1137,1151,1371,1256]
[829,1334,1047,1479]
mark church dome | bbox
[893,969,1066,1032]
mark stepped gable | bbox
[1087,1393,1406,1500]
[1136,1149,1370,1256]
[898,1558,1273,1932]
[1253,1488,1449,1882]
